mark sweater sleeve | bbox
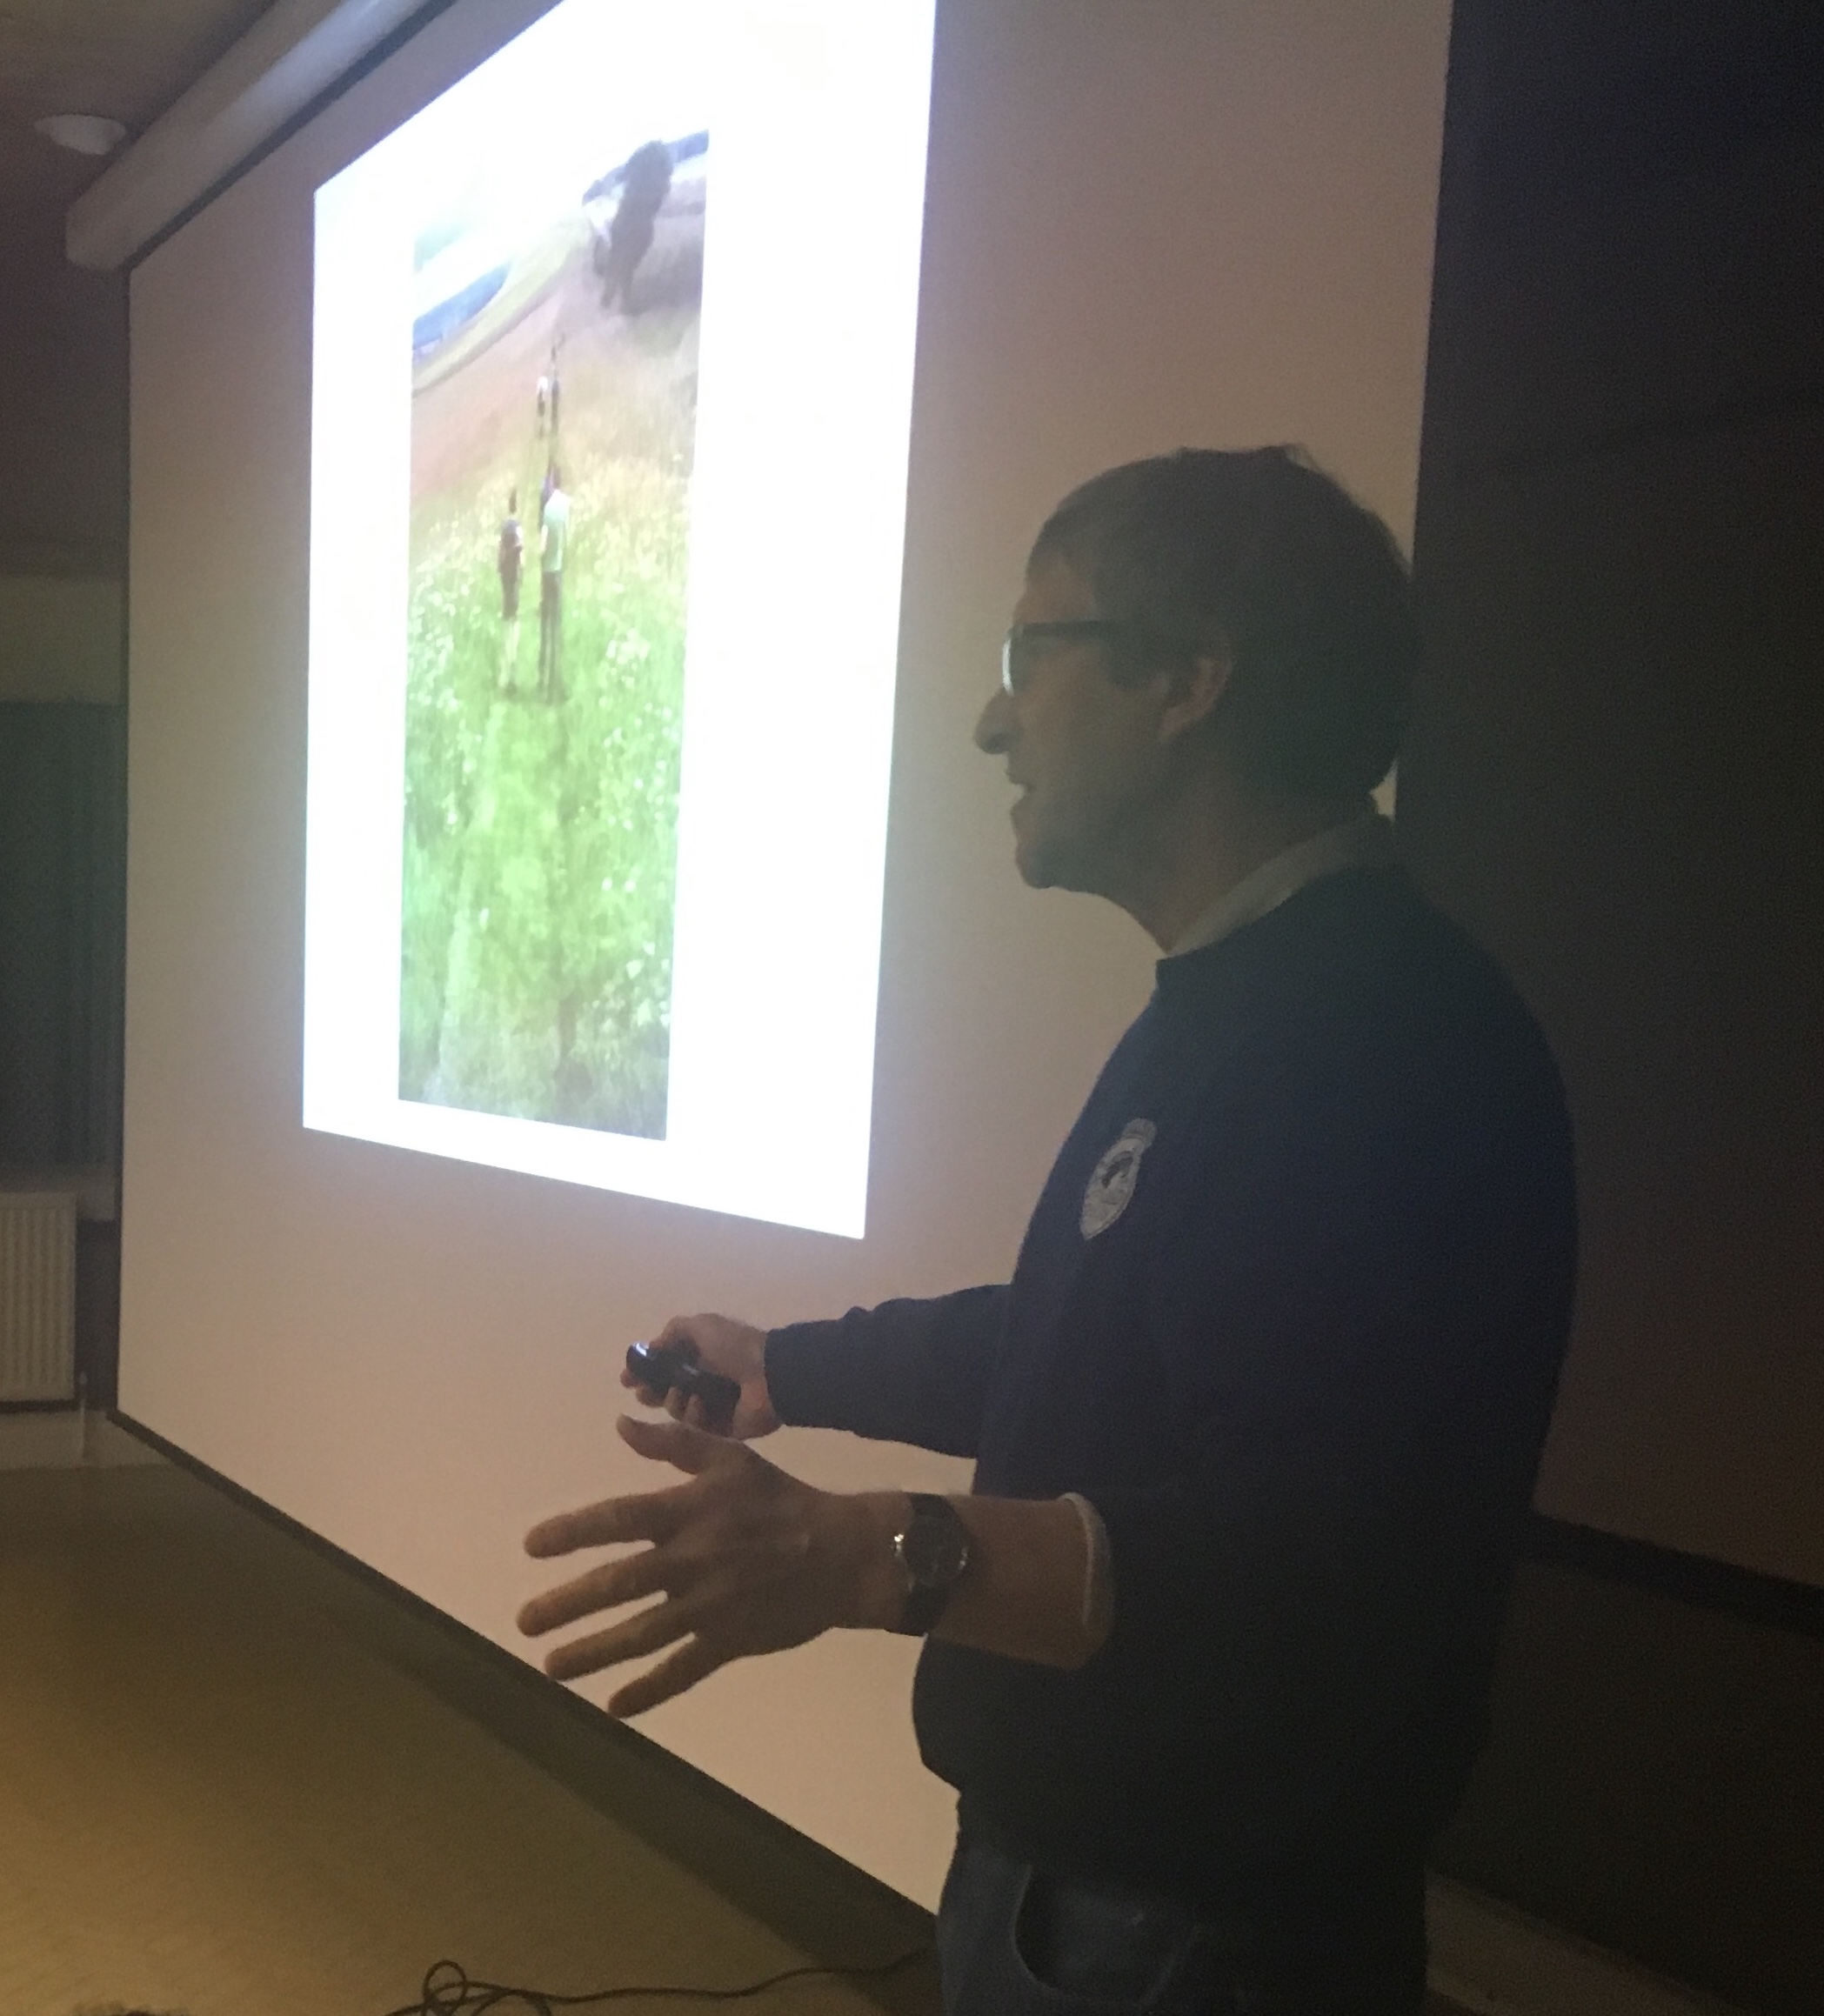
[764,1285,1008,1457]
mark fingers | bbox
[622,1378,695,1419]
[524,1481,685,1558]
[524,1421,741,1560]
[620,1355,710,1428]
[608,1635,725,1719]
[540,1590,696,1683]
[649,1314,703,1357]
[616,1411,738,1473]
[517,1542,670,1638]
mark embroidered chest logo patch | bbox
[1080,1119,1157,1238]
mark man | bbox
[497,486,523,693]
[538,469,570,702]
[519,449,1576,2014]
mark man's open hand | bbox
[518,1414,905,1717]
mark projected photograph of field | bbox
[398,127,705,1138]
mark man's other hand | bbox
[518,1415,905,1716]
[623,1312,778,1439]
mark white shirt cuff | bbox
[1061,1491,1115,1647]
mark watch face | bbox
[903,1499,970,1588]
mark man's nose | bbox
[974,686,1014,755]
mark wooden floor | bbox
[0,1459,933,2016]
[0,1452,1467,2016]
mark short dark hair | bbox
[1029,446,1415,796]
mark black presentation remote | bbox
[625,1340,741,1426]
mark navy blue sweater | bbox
[766,866,1575,1908]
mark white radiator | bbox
[0,1192,78,1403]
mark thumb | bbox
[616,1411,732,1475]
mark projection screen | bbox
[122,0,1452,1906]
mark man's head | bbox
[975,446,1415,902]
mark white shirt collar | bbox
[1164,811,1397,959]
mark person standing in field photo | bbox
[497,486,524,694]
[535,370,549,436]
[538,468,570,703]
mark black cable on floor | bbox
[383,1943,930,2014]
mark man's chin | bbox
[1012,800,1096,890]
[1012,827,1066,891]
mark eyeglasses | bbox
[1000,619,1145,696]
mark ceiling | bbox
[0,0,275,132]
[0,0,273,209]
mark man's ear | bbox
[1155,643,1232,747]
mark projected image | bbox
[399,116,706,1138]
[308,0,934,1233]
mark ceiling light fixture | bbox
[35,113,128,157]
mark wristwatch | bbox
[891,1493,972,1635]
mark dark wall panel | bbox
[1401,416,1823,1581]
[1420,3,1824,478]
[1404,0,1824,1585]
[1436,1558,1824,2016]
[0,704,126,1167]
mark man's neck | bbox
[1109,791,1375,951]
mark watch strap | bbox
[899,1576,952,1637]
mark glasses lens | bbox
[1003,619,1133,693]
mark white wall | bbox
[121,0,1449,1906]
